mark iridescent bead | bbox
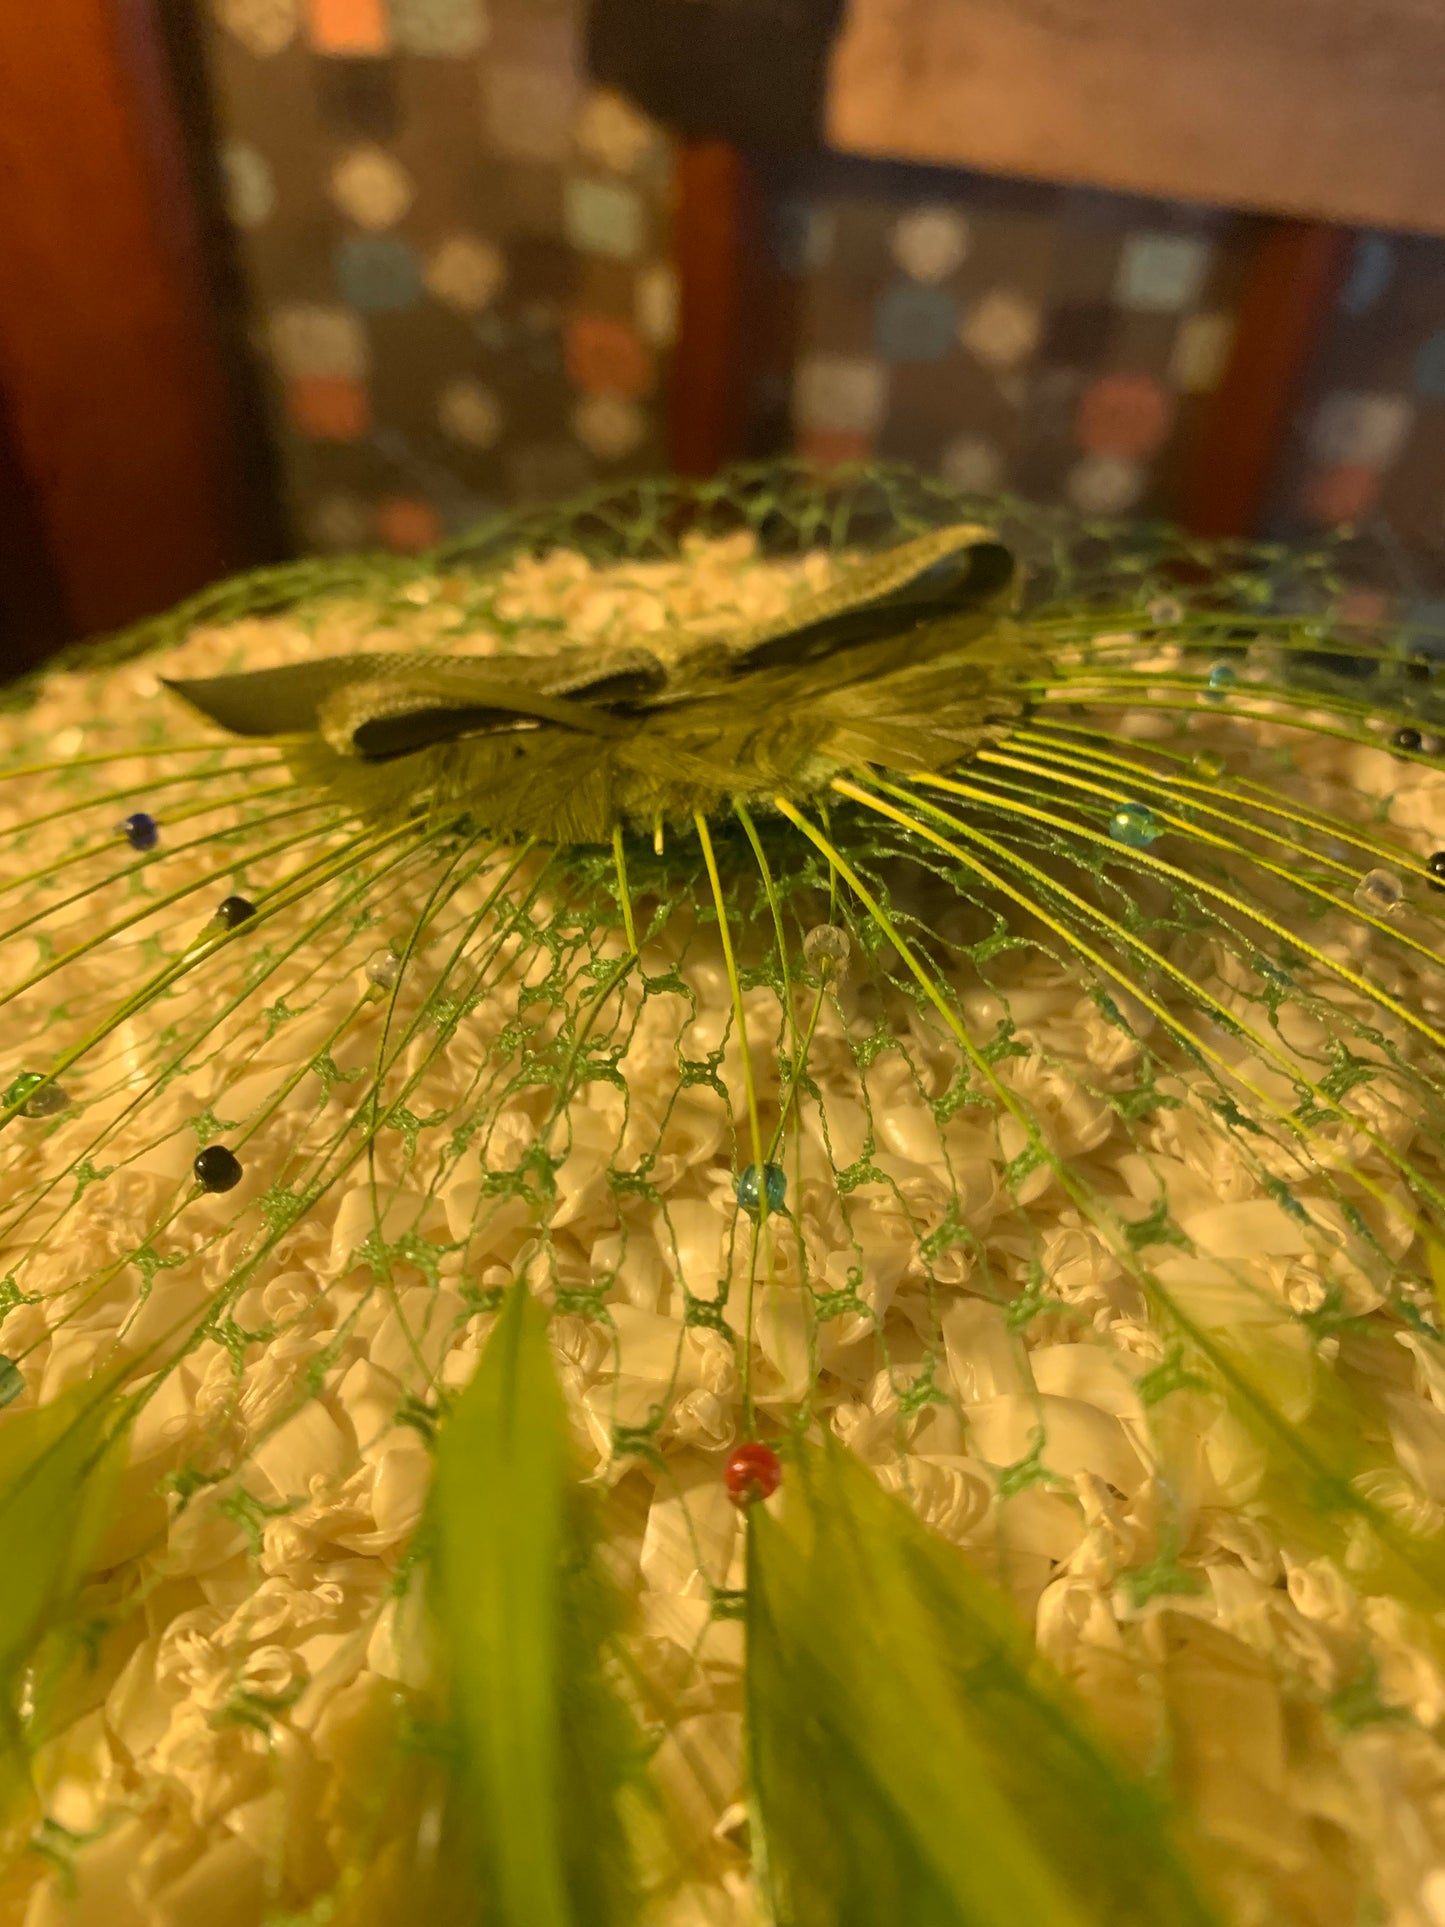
[802,923,851,980]
[5,1072,66,1119]
[1428,852,1445,894]
[724,1440,782,1507]
[1394,726,1423,753]
[194,1145,243,1194]
[1191,750,1226,780]
[1108,803,1160,849]
[1205,662,1237,700]
[1354,868,1404,916]
[119,811,158,852]
[1421,734,1444,757]
[737,1162,786,1216]
[1147,595,1183,627]
[365,946,403,991]
[208,895,257,934]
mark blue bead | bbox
[1206,662,1237,701]
[120,811,158,851]
[1109,803,1161,849]
[737,1162,787,1216]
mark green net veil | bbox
[4,462,1445,1927]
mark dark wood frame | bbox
[0,0,269,660]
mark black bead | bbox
[1429,852,1445,893]
[1406,655,1433,682]
[215,895,256,930]
[194,1144,243,1193]
[1393,727,1423,753]
[121,811,159,851]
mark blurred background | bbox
[3,0,1445,668]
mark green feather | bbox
[747,1438,1217,1927]
[430,1286,643,1927]
[0,1381,123,1842]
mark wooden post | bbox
[669,141,754,479]
[0,0,254,643]
[1178,219,1352,538]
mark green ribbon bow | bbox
[165,524,1027,843]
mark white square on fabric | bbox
[792,354,891,437]
[1115,232,1212,313]
[564,178,646,261]
[1309,390,1415,467]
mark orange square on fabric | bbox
[1301,462,1381,526]
[288,375,370,442]
[564,314,655,400]
[798,428,873,472]
[376,498,443,554]
[306,0,390,55]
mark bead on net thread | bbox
[365,947,403,992]
[1205,662,1237,702]
[1354,868,1404,916]
[724,1441,782,1507]
[5,1072,67,1119]
[801,923,851,980]
[737,1163,786,1217]
[119,812,159,852]
[194,1145,243,1194]
[211,895,257,931]
[1108,802,1160,849]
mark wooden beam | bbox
[828,0,1445,236]
[0,0,252,640]
[1179,220,1350,539]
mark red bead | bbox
[724,1441,782,1506]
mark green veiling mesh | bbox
[2,464,1445,1927]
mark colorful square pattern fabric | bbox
[769,153,1250,518]
[203,0,671,552]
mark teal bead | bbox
[737,1162,786,1216]
[1108,803,1161,849]
[1206,662,1237,701]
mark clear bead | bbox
[1354,867,1404,916]
[22,1082,68,1119]
[366,947,403,991]
[1108,803,1160,849]
[1191,750,1226,780]
[737,1162,787,1216]
[802,923,851,979]
[5,1072,66,1118]
[1146,595,1183,627]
